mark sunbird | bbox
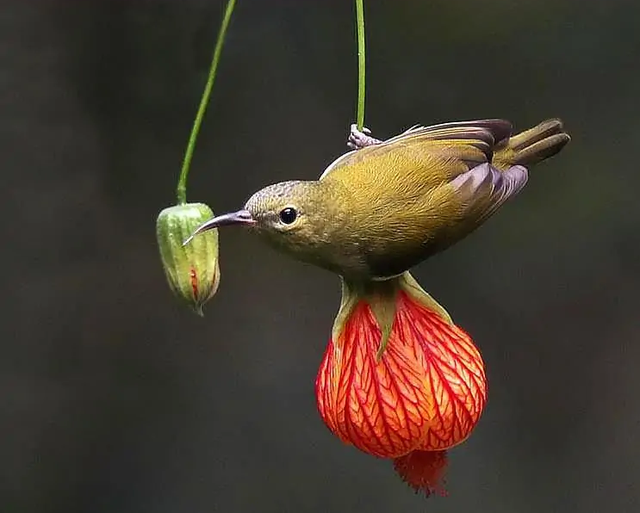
[188,119,570,494]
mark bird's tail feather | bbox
[494,118,570,168]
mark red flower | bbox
[315,281,487,495]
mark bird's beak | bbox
[183,209,256,246]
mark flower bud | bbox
[156,203,220,315]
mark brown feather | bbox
[494,118,570,169]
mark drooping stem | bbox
[176,0,237,205]
[355,0,366,131]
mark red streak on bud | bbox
[315,290,487,461]
[393,449,448,497]
[190,266,199,300]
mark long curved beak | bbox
[183,209,255,246]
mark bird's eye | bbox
[279,207,298,225]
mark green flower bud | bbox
[156,203,220,316]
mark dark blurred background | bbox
[3,1,639,512]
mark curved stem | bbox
[355,0,366,131]
[176,0,237,205]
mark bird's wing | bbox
[356,161,529,278]
[320,120,528,257]
[447,162,529,227]
[319,119,513,181]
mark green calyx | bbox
[399,272,453,324]
[156,203,220,316]
[331,272,453,361]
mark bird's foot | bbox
[347,124,383,150]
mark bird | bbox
[186,118,570,495]
[188,118,569,282]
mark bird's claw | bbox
[347,123,382,150]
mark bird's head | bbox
[186,180,345,268]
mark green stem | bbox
[355,0,366,131]
[176,0,237,205]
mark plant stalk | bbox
[176,0,237,205]
[355,0,366,131]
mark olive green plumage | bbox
[242,118,570,280]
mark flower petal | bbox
[396,291,487,451]
[315,286,487,459]
[316,301,432,458]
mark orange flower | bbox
[315,277,487,495]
